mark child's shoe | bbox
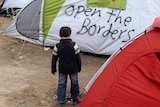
[72,97,81,105]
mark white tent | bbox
[2,0,160,55]
[1,0,33,9]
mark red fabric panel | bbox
[79,28,160,107]
[107,53,160,107]
[152,17,160,28]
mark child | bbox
[51,26,82,105]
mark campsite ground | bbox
[0,16,108,106]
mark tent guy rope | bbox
[11,5,41,66]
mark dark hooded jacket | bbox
[51,39,81,74]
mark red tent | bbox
[79,18,160,107]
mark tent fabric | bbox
[0,0,33,17]
[1,0,33,8]
[16,0,42,40]
[2,0,160,55]
[152,17,160,28]
[42,0,65,43]
[87,0,127,9]
[79,27,160,107]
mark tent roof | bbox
[79,23,160,106]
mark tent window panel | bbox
[16,0,42,40]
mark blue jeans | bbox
[57,72,79,103]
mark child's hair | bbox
[59,26,71,37]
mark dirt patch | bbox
[0,16,108,107]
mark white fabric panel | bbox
[2,0,33,8]
[47,0,160,55]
